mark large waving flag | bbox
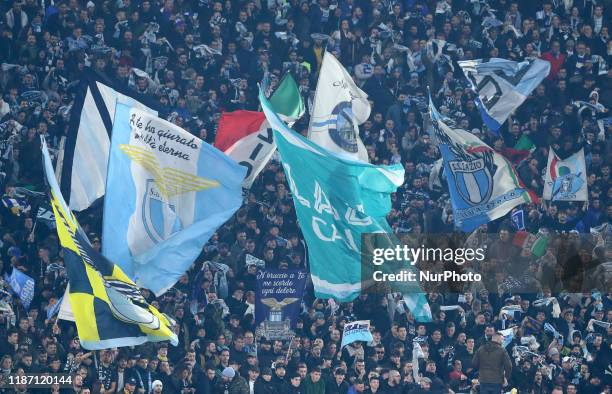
[458,58,550,134]
[215,74,304,188]
[42,139,178,350]
[103,103,246,295]
[543,148,588,201]
[260,88,428,311]
[429,98,536,232]
[308,52,370,162]
[58,71,158,211]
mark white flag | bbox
[308,52,370,162]
[543,148,588,201]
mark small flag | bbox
[5,269,35,310]
[36,205,56,229]
[512,230,549,257]
[46,296,62,320]
[498,327,516,348]
[341,320,374,348]
[543,148,588,201]
[514,135,535,151]
[268,73,305,120]
[511,209,525,230]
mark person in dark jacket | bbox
[254,368,276,394]
[304,367,325,394]
[472,333,512,394]
[326,368,350,394]
[282,372,303,394]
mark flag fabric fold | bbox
[458,58,550,134]
[429,97,536,232]
[103,104,246,295]
[42,138,178,350]
[308,52,370,162]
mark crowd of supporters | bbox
[0,0,610,393]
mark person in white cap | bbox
[151,380,163,394]
[217,366,249,394]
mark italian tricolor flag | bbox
[512,230,549,257]
[215,74,304,188]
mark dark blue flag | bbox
[512,209,525,230]
[255,269,306,331]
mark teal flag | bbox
[260,89,423,305]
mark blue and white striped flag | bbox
[458,58,550,134]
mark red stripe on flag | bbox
[214,110,266,152]
[550,155,559,180]
[512,231,529,247]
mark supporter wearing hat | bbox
[150,380,163,394]
[217,366,249,393]
[123,377,137,394]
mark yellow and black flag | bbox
[42,138,178,349]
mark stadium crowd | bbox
[0,0,611,393]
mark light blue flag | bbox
[6,269,35,310]
[341,320,374,348]
[458,58,550,134]
[47,296,62,320]
[103,103,246,295]
[498,327,515,348]
[260,87,430,322]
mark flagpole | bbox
[284,335,295,364]
[306,50,328,139]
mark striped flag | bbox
[58,71,158,211]
[512,230,549,257]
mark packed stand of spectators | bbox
[0,0,611,393]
